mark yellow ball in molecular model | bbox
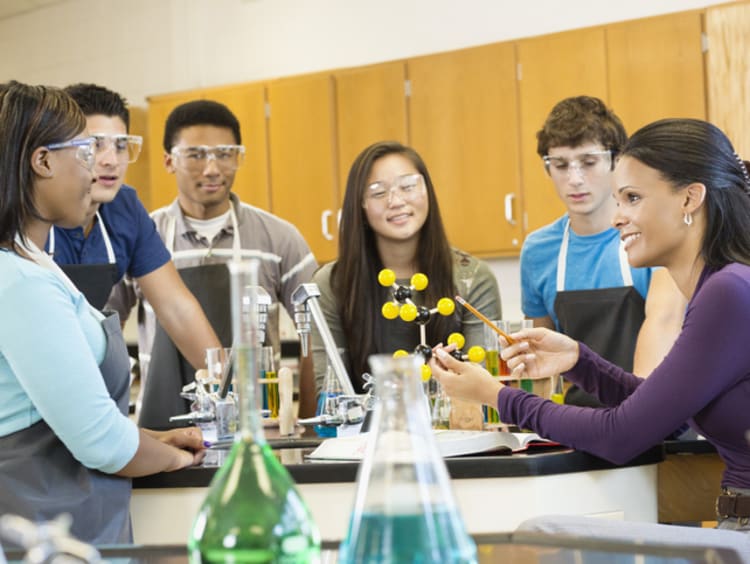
[447,332,465,350]
[421,363,432,382]
[393,349,409,358]
[382,301,400,320]
[411,272,428,291]
[467,346,486,364]
[378,268,396,287]
[437,297,455,316]
[399,303,418,322]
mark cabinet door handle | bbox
[321,209,334,241]
[504,194,517,226]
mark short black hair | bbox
[163,100,241,152]
[64,83,130,130]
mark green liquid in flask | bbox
[189,261,320,563]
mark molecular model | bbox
[378,269,485,381]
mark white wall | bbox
[0,0,730,318]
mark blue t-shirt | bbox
[521,215,654,330]
[48,185,170,282]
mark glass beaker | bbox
[338,354,477,564]
[188,260,320,563]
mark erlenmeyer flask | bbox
[338,354,477,564]
[188,260,321,563]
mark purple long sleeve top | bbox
[497,263,750,489]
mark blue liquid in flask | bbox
[339,509,476,563]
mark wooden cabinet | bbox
[408,43,523,256]
[516,27,609,236]
[607,10,706,134]
[705,1,750,158]
[334,61,408,189]
[267,73,340,263]
[143,4,729,259]
[123,106,150,205]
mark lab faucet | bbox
[169,286,272,432]
[291,283,374,431]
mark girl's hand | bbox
[429,347,504,406]
[144,426,206,467]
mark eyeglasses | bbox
[46,137,96,170]
[170,145,246,173]
[363,173,425,207]
[542,150,613,178]
[92,134,143,163]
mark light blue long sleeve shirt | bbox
[0,249,138,473]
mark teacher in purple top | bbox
[430,118,750,534]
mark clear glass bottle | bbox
[314,359,343,438]
[338,354,477,564]
[188,260,321,563]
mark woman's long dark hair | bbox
[621,118,750,268]
[0,81,86,249]
[332,141,456,388]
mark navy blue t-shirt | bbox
[47,185,170,282]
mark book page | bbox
[307,430,537,460]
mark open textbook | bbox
[307,430,561,461]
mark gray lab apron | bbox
[0,312,133,545]
[48,212,120,310]
[553,220,645,407]
[137,209,239,429]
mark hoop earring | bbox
[683,212,693,226]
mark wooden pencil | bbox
[455,295,515,345]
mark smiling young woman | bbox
[310,140,503,397]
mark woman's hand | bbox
[429,347,504,406]
[144,426,206,468]
[501,327,579,380]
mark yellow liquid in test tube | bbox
[483,350,501,424]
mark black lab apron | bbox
[0,242,133,545]
[553,220,645,407]
[137,210,238,429]
[48,211,119,310]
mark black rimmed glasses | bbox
[542,150,613,178]
[92,134,143,163]
[363,173,425,208]
[171,145,246,173]
[46,137,97,170]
